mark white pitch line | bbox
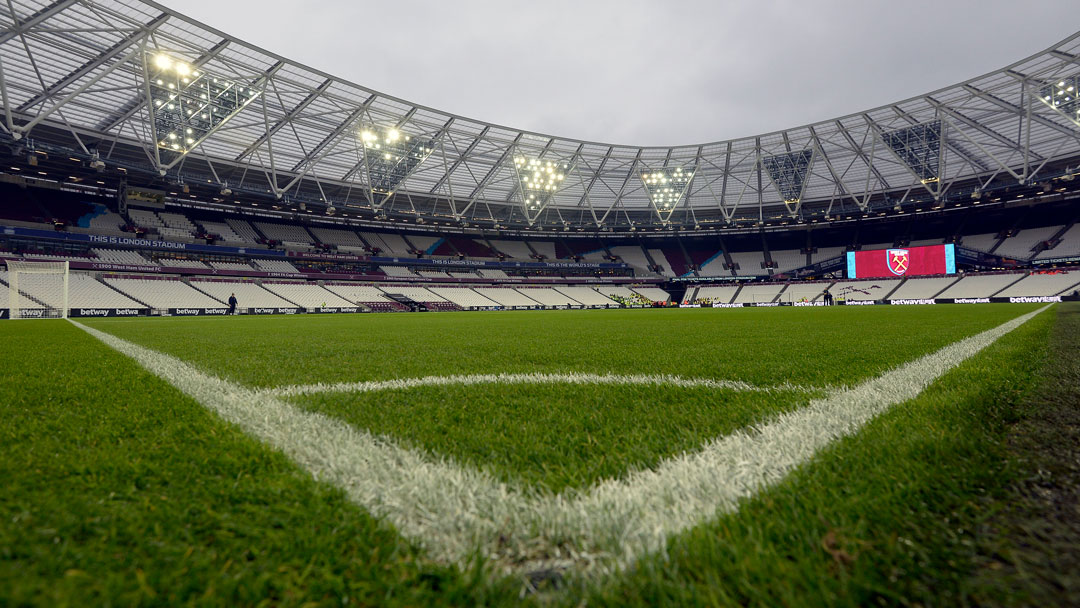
[69,304,1050,577]
[265,372,820,398]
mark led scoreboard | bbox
[846,244,956,279]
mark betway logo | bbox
[953,298,990,304]
[175,309,200,315]
[843,300,876,306]
[116,309,140,316]
[793,301,825,307]
[1009,296,1061,303]
[712,303,745,308]
[890,299,936,306]
[78,308,111,317]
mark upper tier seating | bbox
[609,246,653,274]
[475,287,540,306]
[309,226,365,248]
[127,208,164,229]
[829,279,902,301]
[85,207,128,236]
[528,241,556,259]
[200,220,252,244]
[254,222,315,246]
[995,272,1080,297]
[260,282,354,308]
[91,248,153,265]
[225,219,263,243]
[994,226,1063,260]
[157,258,210,269]
[252,259,301,274]
[959,233,999,253]
[1036,224,1080,259]
[937,273,1025,298]
[646,249,676,277]
[104,277,224,309]
[477,269,509,279]
[158,212,197,233]
[553,286,617,306]
[887,276,957,299]
[489,239,533,260]
[190,280,295,308]
[771,249,806,272]
[811,246,846,265]
[448,271,479,279]
[729,251,767,276]
[6,271,142,309]
[405,234,440,254]
[428,287,500,308]
[417,270,449,278]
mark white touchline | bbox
[69,304,1051,578]
[265,372,821,398]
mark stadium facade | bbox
[1,0,1079,315]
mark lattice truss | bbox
[1,0,1080,229]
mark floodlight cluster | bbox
[148,53,258,157]
[1039,76,1080,120]
[881,121,942,185]
[641,167,694,210]
[513,157,567,210]
[359,126,435,195]
[762,149,813,203]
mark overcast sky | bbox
[162,0,1078,147]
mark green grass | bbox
[294,383,811,493]
[0,304,1068,605]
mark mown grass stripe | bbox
[69,304,1050,577]
[266,372,822,398]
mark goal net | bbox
[4,260,69,319]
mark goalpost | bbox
[5,260,69,319]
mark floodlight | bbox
[356,124,437,199]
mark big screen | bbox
[846,244,956,279]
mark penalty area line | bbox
[264,372,824,398]
[68,304,1052,577]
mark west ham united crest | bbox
[887,248,910,276]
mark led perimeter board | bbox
[846,244,956,279]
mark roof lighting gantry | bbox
[358,125,437,208]
[511,155,569,224]
[144,53,261,173]
[640,165,695,223]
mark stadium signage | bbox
[793,301,826,307]
[1008,295,1061,303]
[952,298,991,304]
[72,308,145,317]
[88,234,187,249]
[712,302,745,308]
[250,307,300,315]
[4,225,290,258]
[753,302,781,307]
[841,300,876,306]
[848,244,956,279]
[169,307,229,316]
[0,309,7,319]
[889,299,937,306]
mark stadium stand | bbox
[254,222,315,247]
[225,219,263,243]
[260,282,354,308]
[994,226,1063,259]
[513,287,581,306]
[475,287,540,306]
[252,259,301,274]
[830,279,902,301]
[886,276,958,300]
[378,286,448,306]
[692,284,741,304]
[0,271,44,310]
[428,287,500,308]
[8,271,142,309]
[631,286,671,302]
[189,279,296,307]
[378,233,413,256]
[528,241,556,260]
[127,208,164,230]
[1036,224,1080,259]
[959,233,1000,253]
[778,282,832,303]
[937,273,1026,298]
[380,265,418,278]
[104,277,224,309]
[209,261,255,271]
[157,257,210,269]
[404,234,439,254]
[647,249,676,277]
[198,220,251,245]
[729,251,767,277]
[308,226,365,248]
[771,249,806,272]
[733,283,785,304]
[489,239,532,260]
[417,270,449,278]
[91,248,153,265]
[553,286,617,306]
[811,246,846,265]
[609,246,653,275]
[477,268,510,279]
[995,271,1080,297]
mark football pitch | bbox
[0,303,1073,606]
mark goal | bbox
[4,260,69,319]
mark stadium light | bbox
[510,154,572,223]
[880,121,943,187]
[145,52,260,168]
[639,165,695,220]
[1038,75,1080,126]
[356,124,436,200]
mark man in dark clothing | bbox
[822,288,833,306]
[227,293,238,315]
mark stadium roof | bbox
[2,0,1080,230]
